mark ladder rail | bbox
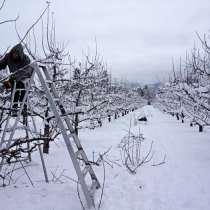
[34,64,95,208]
[5,72,35,149]
[42,66,100,186]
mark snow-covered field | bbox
[0,105,210,210]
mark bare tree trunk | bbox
[176,113,179,120]
[74,113,79,136]
[198,124,203,132]
[43,106,50,154]
[43,64,57,153]
[74,89,82,136]
[23,109,31,161]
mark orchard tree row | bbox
[0,2,145,156]
[157,32,210,132]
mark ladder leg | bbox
[31,115,49,183]
[0,83,18,172]
[34,65,95,208]
[42,65,100,188]
[5,73,35,149]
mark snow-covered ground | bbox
[0,105,210,210]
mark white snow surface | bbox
[0,105,210,210]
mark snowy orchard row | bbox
[157,32,210,131]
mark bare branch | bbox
[0,0,6,11]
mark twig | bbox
[19,160,34,187]
[19,3,49,43]
[151,154,166,166]
[61,174,78,184]
[0,16,19,25]
[0,0,6,11]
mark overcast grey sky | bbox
[1,0,210,83]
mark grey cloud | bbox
[1,0,210,83]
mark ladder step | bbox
[75,148,86,158]
[12,88,26,91]
[82,165,91,177]
[46,80,53,84]
[75,149,81,157]
[54,98,60,102]
[67,131,78,138]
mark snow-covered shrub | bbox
[118,129,153,174]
